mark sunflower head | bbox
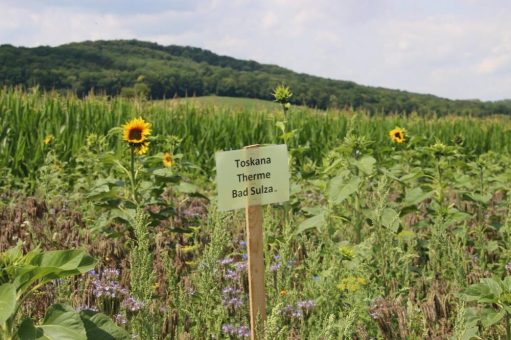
[389,127,406,144]
[272,84,293,104]
[123,117,151,145]
[134,142,150,155]
[163,152,173,167]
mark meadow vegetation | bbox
[1,87,511,339]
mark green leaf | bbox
[31,250,96,273]
[502,276,511,291]
[381,208,400,232]
[482,278,503,297]
[80,310,130,340]
[42,304,86,339]
[38,325,87,340]
[399,171,422,183]
[328,176,360,205]
[480,308,505,328]
[15,250,96,294]
[0,283,16,324]
[466,193,493,205]
[296,211,326,235]
[353,156,376,176]
[17,318,42,339]
[178,182,199,194]
[402,187,432,206]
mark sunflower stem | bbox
[130,145,138,205]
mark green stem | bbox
[506,313,511,340]
[130,145,138,205]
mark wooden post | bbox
[246,204,265,339]
[244,145,266,339]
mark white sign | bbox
[215,144,289,211]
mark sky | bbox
[0,0,510,101]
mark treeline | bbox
[0,39,510,115]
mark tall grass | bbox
[1,87,511,179]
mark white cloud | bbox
[0,0,510,100]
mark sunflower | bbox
[122,117,151,146]
[389,127,406,144]
[134,142,150,155]
[163,152,173,167]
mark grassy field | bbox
[1,87,511,339]
[165,95,284,112]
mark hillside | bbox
[0,39,510,115]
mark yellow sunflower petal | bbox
[163,152,173,167]
[123,117,151,144]
[389,127,406,144]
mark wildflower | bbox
[270,255,282,272]
[389,127,405,144]
[122,117,151,154]
[75,304,98,312]
[219,257,234,266]
[122,296,145,312]
[225,269,239,280]
[163,152,173,167]
[270,262,281,272]
[234,262,247,272]
[282,304,303,319]
[280,289,287,297]
[123,117,151,145]
[337,276,367,293]
[272,84,293,104]
[297,299,316,312]
[134,142,150,155]
[43,134,54,145]
[222,324,236,335]
[114,313,128,325]
[237,325,250,337]
[339,245,355,260]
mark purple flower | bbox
[239,241,247,248]
[75,304,98,312]
[297,299,316,312]
[103,268,120,280]
[90,268,129,299]
[224,297,244,309]
[237,325,250,337]
[122,296,145,312]
[270,262,281,272]
[270,255,282,272]
[225,269,239,280]
[222,324,236,335]
[282,304,304,319]
[114,313,127,325]
[222,324,250,338]
[222,286,241,295]
[219,257,235,266]
[234,262,247,272]
[222,286,244,309]
[242,253,248,261]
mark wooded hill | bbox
[1,39,509,115]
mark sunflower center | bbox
[394,132,402,139]
[129,128,143,141]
